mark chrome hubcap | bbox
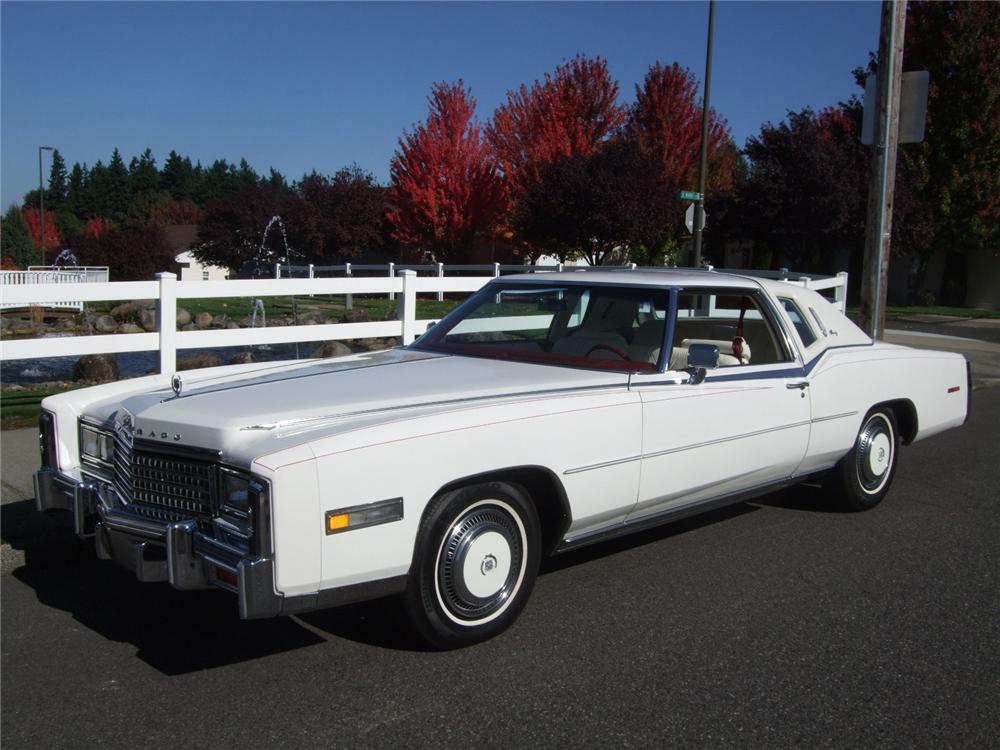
[857,415,894,493]
[437,503,523,622]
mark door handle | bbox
[786,382,809,390]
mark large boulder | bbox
[194,312,213,328]
[117,322,144,334]
[229,351,257,365]
[312,341,353,359]
[177,353,224,371]
[212,313,230,328]
[176,307,192,327]
[139,308,157,332]
[74,354,119,383]
[342,308,370,324]
[93,315,118,333]
[109,300,153,321]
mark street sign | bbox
[862,70,930,145]
[678,190,702,201]
[685,203,707,234]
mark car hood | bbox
[116,347,626,464]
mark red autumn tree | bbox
[488,55,628,201]
[22,207,63,253]
[388,81,506,262]
[83,216,114,239]
[628,62,738,196]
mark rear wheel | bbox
[829,408,900,511]
[404,482,540,649]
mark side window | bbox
[779,298,817,348]
[672,289,791,367]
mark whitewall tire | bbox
[405,482,540,649]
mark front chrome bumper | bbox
[33,467,282,619]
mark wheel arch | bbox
[874,398,918,445]
[432,466,572,556]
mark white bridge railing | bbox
[0,268,848,375]
[0,266,110,311]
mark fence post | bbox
[345,262,353,310]
[557,262,563,273]
[835,271,849,313]
[308,264,314,279]
[437,262,444,302]
[493,262,502,304]
[799,276,810,289]
[630,263,637,270]
[397,269,417,345]
[157,272,177,374]
[388,262,396,301]
[274,263,281,279]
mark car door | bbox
[628,287,810,522]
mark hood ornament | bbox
[171,373,183,398]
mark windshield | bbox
[413,283,670,372]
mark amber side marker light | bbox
[948,386,961,393]
[325,498,404,535]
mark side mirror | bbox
[425,321,437,331]
[687,343,720,369]
[686,343,719,385]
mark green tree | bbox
[128,148,160,196]
[66,163,88,217]
[161,150,196,200]
[1,205,40,268]
[105,148,131,221]
[47,150,68,211]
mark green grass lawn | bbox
[1,385,77,431]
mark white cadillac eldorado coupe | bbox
[35,270,970,647]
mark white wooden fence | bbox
[0,268,848,375]
[0,266,110,311]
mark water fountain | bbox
[53,249,80,267]
[257,216,300,358]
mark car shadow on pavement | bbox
[6,501,328,675]
[748,482,846,514]
[4,484,840,662]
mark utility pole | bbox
[38,145,54,266]
[859,1,906,339]
[691,0,715,267]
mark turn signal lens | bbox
[325,498,403,535]
[327,513,350,532]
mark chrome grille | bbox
[112,421,215,522]
[129,452,215,521]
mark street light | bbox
[38,145,54,266]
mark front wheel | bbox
[404,482,541,649]
[828,408,900,511]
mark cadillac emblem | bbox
[171,373,183,398]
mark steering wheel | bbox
[585,343,631,361]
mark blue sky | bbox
[1,1,880,208]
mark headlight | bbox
[80,423,114,468]
[220,470,251,517]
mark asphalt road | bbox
[3,391,998,748]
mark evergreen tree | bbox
[85,161,109,219]
[236,159,259,192]
[66,163,88,217]
[128,148,160,196]
[267,167,289,192]
[105,148,131,221]
[1,205,40,268]
[47,150,68,211]
[161,150,196,201]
